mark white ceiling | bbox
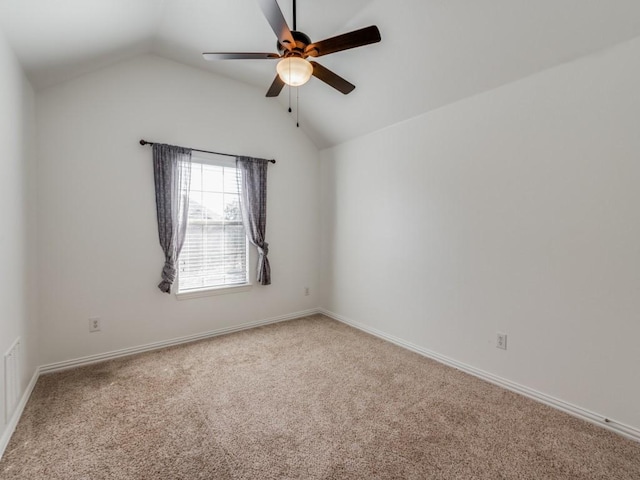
[2,0,640,148]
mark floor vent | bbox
[4,338,21,423]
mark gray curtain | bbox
[236,156,271,285]
[153,144,192,293]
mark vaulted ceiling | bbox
[2,0,640,148]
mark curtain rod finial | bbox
[139,139,147,146]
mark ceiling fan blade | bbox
[305,25,381,58]
[257,0,295,50]
[203,52,280,60]
[266,75,286,97]
[310,62,355,94]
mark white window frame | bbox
[175,153,252,299]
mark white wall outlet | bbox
[304,287,310,296]
[496,332,507,350]
[89,317,101,333]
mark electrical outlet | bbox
[304,287,310,296]
[89,317,101,333]
[496,333,507,350]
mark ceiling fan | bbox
[202,0,381,97]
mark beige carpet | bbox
[1,315,639,479]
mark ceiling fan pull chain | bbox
[296,87,300,128]
[288,59,292,112]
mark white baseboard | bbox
[320,308,640,443]
[40,308,321,374]
[0,367,39,460]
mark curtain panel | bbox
[236,156,271,285]
[153,144,192,293]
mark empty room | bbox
[1,0,640,478]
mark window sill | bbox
[176,283,252,300]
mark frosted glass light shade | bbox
[276,57,313,86]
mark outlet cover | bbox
[496,333,507,350]
[89,317,101,333]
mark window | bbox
[177,154,249,294]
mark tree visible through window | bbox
[178,155,248,292]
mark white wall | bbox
[0,29,38,444]
[320,37,640,431]
[37,55,320,365]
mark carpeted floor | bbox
[1,315,639,479]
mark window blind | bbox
[178,157,248,292]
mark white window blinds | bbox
[178,155,248,292]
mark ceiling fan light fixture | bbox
[276,57,313,86]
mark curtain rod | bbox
[139,139,276,164]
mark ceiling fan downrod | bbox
[292,0,296,31]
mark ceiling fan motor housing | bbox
[278,30,313,57]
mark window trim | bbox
[175,282,252,300]
[175,152,251,298]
